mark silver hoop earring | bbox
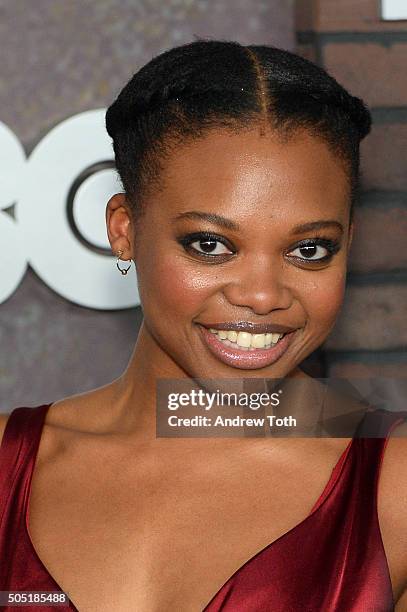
[116,250,132,275]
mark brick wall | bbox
[296,0,407,378]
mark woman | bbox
[1,40,406,611]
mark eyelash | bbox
[177,231,341,264]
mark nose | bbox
[222,255,294,315]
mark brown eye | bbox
[286,238,340,263]
[178,232,236,258]
[190,238,233,255]
[289,244,327,260]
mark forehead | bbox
[153,127,350,222]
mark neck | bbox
[108,320,309,439]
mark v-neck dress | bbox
[0,403,406,611]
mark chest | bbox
[24,438,381,611]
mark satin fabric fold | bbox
[1,404,405,611]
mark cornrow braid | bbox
[106,39,372,224]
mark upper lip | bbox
[198,322,297,334]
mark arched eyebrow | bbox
[173,211,344,235]
[291,220,344,235]
[173,211,239,231]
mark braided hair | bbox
[106,39,371,224]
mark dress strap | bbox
[310,407,407,524]
[348,408,407,498]
[354,407,407,438]
[0,405,50,527]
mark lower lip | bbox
[197,326,296,370]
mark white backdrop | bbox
[0,111,140,310]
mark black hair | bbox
[105,39,372,225]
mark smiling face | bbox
[108,125,353,379]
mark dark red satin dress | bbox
[0,403,406,611]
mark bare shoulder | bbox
[26,384,124,488]
[377,418,407,606]
[380,418,407,509]
[381,419,407,495]
[0,382,121,461]
[45,381,123,434]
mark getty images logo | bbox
[0,111,140,310]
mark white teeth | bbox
[236,332,252,348]
[208,327,285,350]
[251,334,266,348]
[227,330,238,342]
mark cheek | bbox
[300,270,347,328]
[138,254,216,317]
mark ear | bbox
[106,193,133,259]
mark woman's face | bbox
[112,126,353,380]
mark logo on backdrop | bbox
[0,111,140,310]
